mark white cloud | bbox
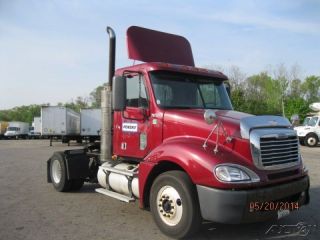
[201,12,320,35]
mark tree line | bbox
[224,64,320,122]
[0,86,104,124]
[0,64,319,124]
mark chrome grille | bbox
[260,136,299,167]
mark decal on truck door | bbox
[122,123,138,132]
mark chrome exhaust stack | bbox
[101,26,116,162]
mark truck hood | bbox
[163,109,252,140]
[294,125,316,136]
[294,126,305,131]
[294,126,313,131]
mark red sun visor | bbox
[127,26,194,67]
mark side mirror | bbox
[112,76,127,111]
[224,82,231,98]
[204,109,217,125]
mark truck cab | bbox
[295,114,320,147]
[112,62,232,159]
[5,121,29,139]
[47,26,309,239]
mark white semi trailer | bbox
[28,117,42,139]
[41,106,81,145]
[80,108,101,142]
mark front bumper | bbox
[197,176,309,224]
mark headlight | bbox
[302,162,308,173]
[300,155,308,173]
[214,164,260,183]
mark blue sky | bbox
[0,0,319,109]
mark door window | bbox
[126,75,149,108]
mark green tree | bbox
[0,105,41,124]
[64,96,89,112]
[288,79,302,98]
[285,98,310,124]
[90,85,105,107]
[301,75,320,102]
[244,72,282,115]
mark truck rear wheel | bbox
[150,171,201,239]
[304,133,318,147]
[50,152,72,192]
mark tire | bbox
[304,133,318,147]
[71,179,84,191]
[299,139,305,146]
[50,152,72,192]
[150,171,202,239]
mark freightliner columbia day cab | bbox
[47,26,310,239]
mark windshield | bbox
[303,117,311,126]
[307,117,319,127]
[8,127,19,131]
[150,71,232,110]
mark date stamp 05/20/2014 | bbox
[249,201,299,212]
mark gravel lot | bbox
[0,140,319,240]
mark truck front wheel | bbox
[304,133,318,147]
[50,152,72,192]
[150,171,201,239]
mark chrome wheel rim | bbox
[156,186,183,226]
[52,160,62,184]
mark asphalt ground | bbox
[0,140,319,240]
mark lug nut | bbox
[160,210,163,213]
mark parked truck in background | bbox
[294,102,320,147]
[46,26,309,238]
[41,106,81,145]
[28,117,42,139]
[80,108,101,143]
[0,121,9,139]
[4,121,29,139]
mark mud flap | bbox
[47,149,90,183]
[47,159,52,183]
[64,149,90,180]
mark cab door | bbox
[113,73,151,159]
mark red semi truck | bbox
[47,26,309,238]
